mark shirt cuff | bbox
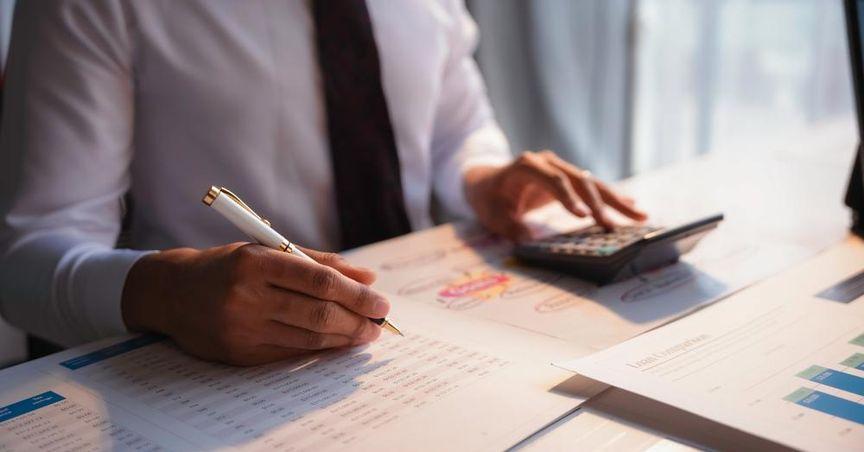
[61,246,155,342]
[434,125,512,219]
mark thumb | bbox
[298,247,377,285]
[484,216,532,243]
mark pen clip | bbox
[204,186,271,227]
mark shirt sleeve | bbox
[0,0,150,346]
[430,0,513,219]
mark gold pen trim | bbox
[202,186,221,206]
[379,319,405,336]
[201,186,271,226]
[279,241,291,253]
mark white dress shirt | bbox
[0,0,511,346]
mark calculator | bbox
[513,214,724,285]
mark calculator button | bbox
[597,245,619,256]
[529,225,662,258]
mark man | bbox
[0,0,645,365]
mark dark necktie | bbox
[311,0,412,250]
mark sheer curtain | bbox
[469,0,856,177]
[0,0,13,69]
[632,0,854,172]
[469,0,636,180]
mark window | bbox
[633,0,855,172]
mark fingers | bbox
[489,216,532,242]
[260,321,361,350]
[513,153,589,218]
[593,180,648,221]
[467,202,532,242]
[267,289,381,341]
[299,247,376,285]
[540,152,613,229]
[511,150,648,228]
[222,323,372,366]
[178,244,386,367]
[259,249,390,318]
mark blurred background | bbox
[469,0,854,179]
[0,0,857,365]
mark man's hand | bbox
[465,151,648,240]
[121,243,388,366]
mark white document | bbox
[0,365,196,451]
[557,239,864,452]
[347,203,812,356]
[0,296,583,452]
[514,408,695,452]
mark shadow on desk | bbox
[0,335,66,370]
[446,222,730,325]
[64,339,385,449]
[27,335,65,361]
[586,386,792,451]
[503,260,728,324]
[356,223,730,339]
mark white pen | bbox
[202,186,404,336]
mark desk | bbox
[520,118,858,449]
[0,120,857,450]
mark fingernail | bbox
[372,297,390,318]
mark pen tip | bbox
[382,319,404,337]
